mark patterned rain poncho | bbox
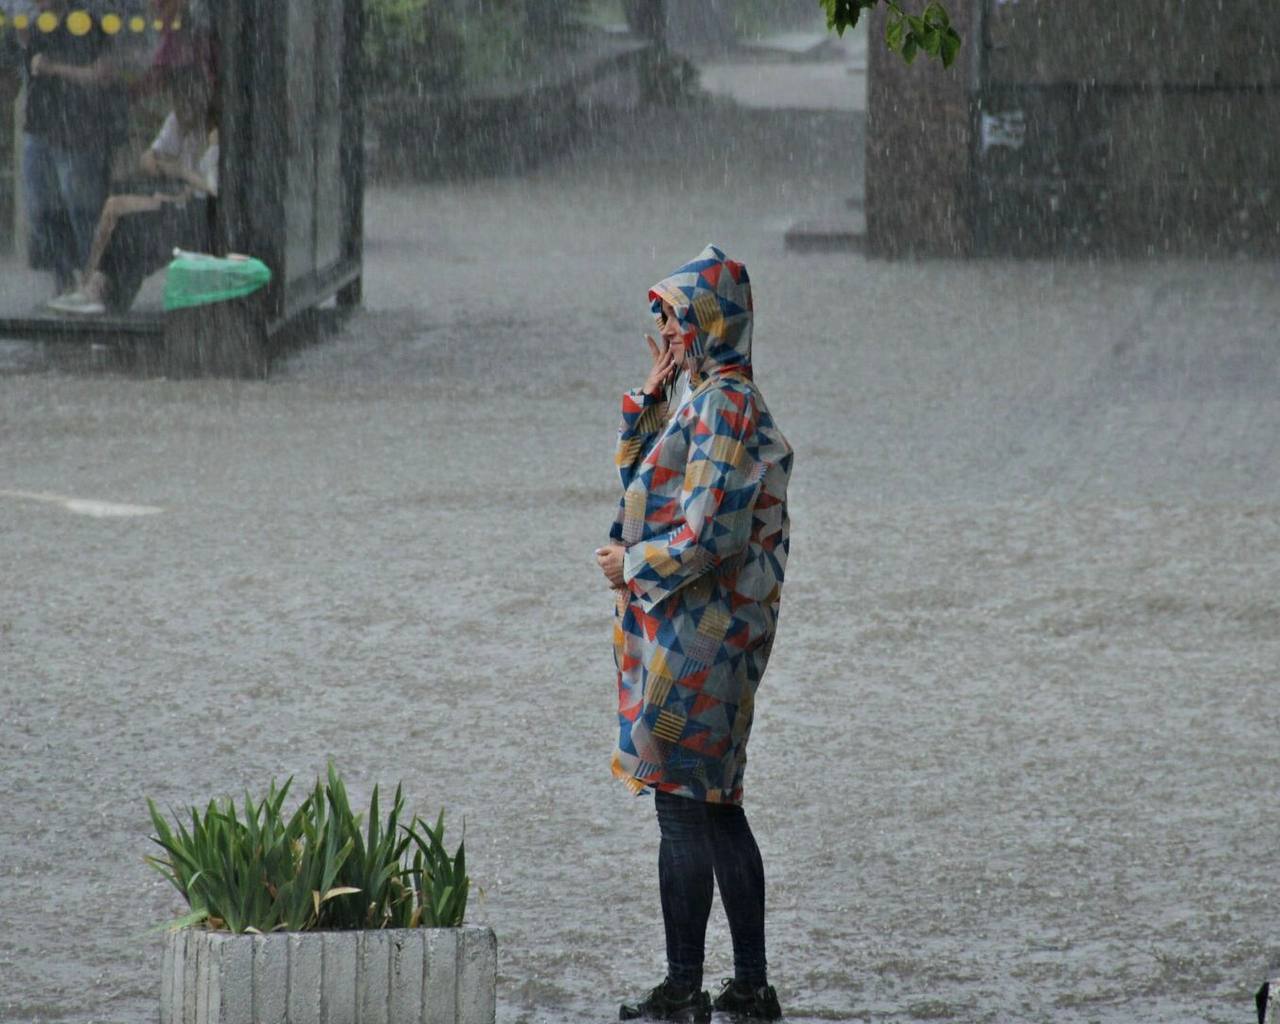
[609,244,793,805]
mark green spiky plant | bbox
[146,763,469,933]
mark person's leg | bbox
[84,194,165,281]
[52,145,109,277]
[706,802,768,988]
[48,193,168,314]
[95,201,178,312]
[705,802,781,1019]
[654,790,714,993]
[21,134,69,291]
[619,791,715,1021]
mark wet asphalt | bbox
[3,65,1280,1024]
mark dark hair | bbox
[165,63,214,130]
[166,65,212,104]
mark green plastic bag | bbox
[163,249,272,311]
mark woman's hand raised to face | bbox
[642,334,676,398]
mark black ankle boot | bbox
[620,978,712,1022]
[712,978,782,1020]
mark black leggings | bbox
[654,789,768,991]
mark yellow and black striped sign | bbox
[0,10,185,35]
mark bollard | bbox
[161,289,268,379]
[161,251,272,378]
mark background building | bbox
[867,0,1280,256]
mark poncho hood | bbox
[648,244,753,380]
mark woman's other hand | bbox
[642,333,675,398]
[595,544,626,589]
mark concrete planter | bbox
[160,926,496,1024]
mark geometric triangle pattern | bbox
[608,245,793,805]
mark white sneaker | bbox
[47,289,106,316]
[46,283,77,308]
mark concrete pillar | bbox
[864,1,978,257]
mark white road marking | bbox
[0,489,164,518]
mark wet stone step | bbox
[784,212,867,252]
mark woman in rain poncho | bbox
[595,245,792,1023]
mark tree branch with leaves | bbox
[821,0,961,67]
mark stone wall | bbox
[865,0,1280,257]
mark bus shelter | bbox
[0,0,364,372]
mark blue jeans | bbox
[655,790,768,992]
[22,133,109,290]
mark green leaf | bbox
[940,28,961,67]
[923,2,950,29]
[922,28,942,57]
[837,4,860,35]
[820,0,838,33]
[821,0,864,36]
[453,839,466,888]
[146,907,211,935]
[902,35,919,63]
[885,15,905,52]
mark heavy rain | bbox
[1,1,1278,1023]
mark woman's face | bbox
[659,301,690,370]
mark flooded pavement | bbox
[3,91,1280,1024]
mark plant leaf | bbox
[940,28,961,67]
[885,15,905,52]
[144,907,211,935]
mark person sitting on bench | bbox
[51,64,217,316]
